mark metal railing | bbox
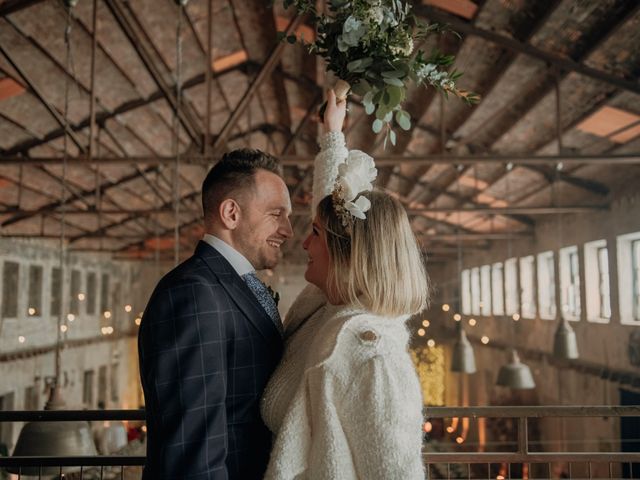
[0,406,638,479]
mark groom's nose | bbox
[279,215,293,239]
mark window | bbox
[86,272,97,315]
[584,240,611,323]
[519,256,536,319]
[461,269,471,315]
[24,386,38,410]
[617,233,640,325]
[537,251,556,320]
[100,273,110,315]
[27,265,43,317]
[598,247,612,320]
[0,392,15,449]
[98,365,107,408]
[560,246,581,321]
[83,370,95,408]
[69,270,81,315]
[491,263,504,315]
[50,267,62,317]
[110,363,119,403]
[2,261,19,318]
[505,258,519,316]
[480,265,491,316]
[470,267,481,315]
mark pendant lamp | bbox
[451,324,476,374]
[9,387,97,475]
[496,349,536,389]
[553,318,579,359]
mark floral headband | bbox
[331,150,378,228]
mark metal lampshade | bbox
[553,318,579,359]
[451,326,476,374]
[8,387,98,475]
[496,350,536,389]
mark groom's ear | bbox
[219,198,241,230]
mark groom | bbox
[138,149,293,479]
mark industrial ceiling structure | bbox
[0,0,638,264]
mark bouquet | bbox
[279,0,479,146]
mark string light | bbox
[124,305,132,313]
[468,318,477,326]
[67,313,75,322]
[28,307,36,316]
[422,319,430,327]
[135,317,142,326]
[427,339,436,348]
[512,313,520,321]
[78,293,85,301]
[60,325,68,333]
[18,336,25,344]
[423,421,432,433]
[101,327,108,335]
[455,436,464,444]
[481,336,490,344]
[453,313,461,321]
[442,304,450,312]
[417,328,426,336]
[103,311,112,319]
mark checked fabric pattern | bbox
[243,272,283,336]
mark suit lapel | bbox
[195,241,282,343]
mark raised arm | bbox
[312,89,349,216]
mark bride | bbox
[260,90,430,479]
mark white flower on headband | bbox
[336,150,377,202]
[332,150,378,226]
[344,195,372,219]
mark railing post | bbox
[518,416,529,455]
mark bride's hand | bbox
[323,89,347,133]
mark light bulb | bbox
[67,313,75,322]
[512,313,520,321]
[28,307,36,316]
[481,336,489,344]
[60,325,68,333]
[427,339,435,347]
[453,313,461,321]
[124,305,132,313]
[456,436,464,444]
[422,319,430,327]
[135,317,142,326]
[18,335,25,343]
[417,328,425,337]
[104,311,112,319]
[469,318,477,326]
[78,293,85,301]
[442,304,450,312]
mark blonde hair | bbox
[317,191,430,317]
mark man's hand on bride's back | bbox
[324,89,347,133]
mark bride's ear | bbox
[219,198,241,230]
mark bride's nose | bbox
[302,234,311,250]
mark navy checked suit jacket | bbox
[138,241,283,480]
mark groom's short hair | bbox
[202,148,283,217]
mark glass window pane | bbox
[100,273,110,314]
[491,263,504,315]
[480,266,491,316]
[70,270,81,315]
[471,267,481,315]
[50,267,62,317]
[27,265,43,317]
[597,247,611,319]
[633,240,640,321]
[2,262,19,318]
[520,256,536,319]
[505,258,519,316]
[86,272,97,315]
[461,270,471,315]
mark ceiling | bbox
[0,0,639,265]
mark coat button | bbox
[360,330,377,341]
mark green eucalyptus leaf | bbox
[381,69,405,79]
[383,77,404,87]
[351,79,372,96]
[372,119,384,133]
[386,85,403,109]
[395,110,411,131]
[389,129,397,146]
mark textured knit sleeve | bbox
[312,131,348,216]
[337,352,425,479]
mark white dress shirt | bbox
[203,234,254,277]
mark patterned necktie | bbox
[242,272,283,335]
